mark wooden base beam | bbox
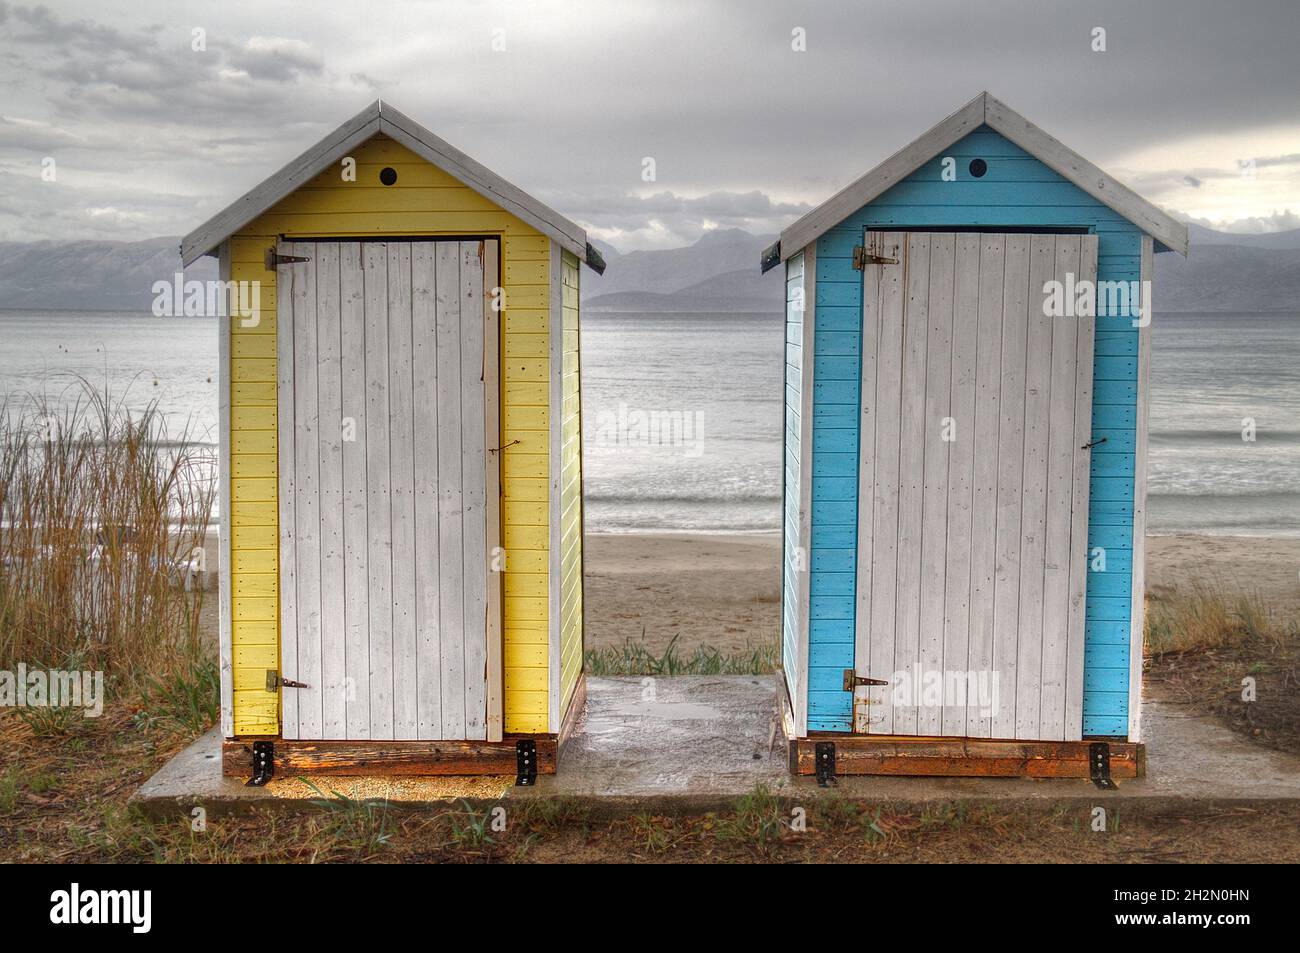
[222,735,558,779]
[788,735,1144,779]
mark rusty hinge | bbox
[265,670,309,692]
[265,248,311,270]
[843,669,891,692]
[852,245,898,270]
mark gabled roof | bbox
[763,92,1188,271]
[181,100,605,272]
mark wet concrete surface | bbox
[132,675,1300,817]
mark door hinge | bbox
[515,739,537,786]
[265,248,311,270]
[843,669,891,692]
[815,741,837,787]
[265,670,309,692]
[852,245,898,270]
[247,740,275,787]
[1089,742,1118,790]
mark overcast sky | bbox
[2,0,1298,251]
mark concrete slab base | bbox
[131,675,1300,819]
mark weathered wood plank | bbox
[387,243,418,739]
[222,736,558,777]
[435,242,467,739]
[411,242,443,739]
[460,240,489,741]
[315,242,347,739]
[293,243,323,740]
[340,242,371,739]
[277,243,298,740]
[789,736,1142,778]
[363,242,394,738]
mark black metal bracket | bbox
[264,670,309,692]
[246,741,275,787]
[1089,742,1117,790]
[843,669,891,692]
[815,742,837,787]
[265,248,311,270]
[515,739,537,786]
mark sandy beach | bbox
[582,531,1300,655]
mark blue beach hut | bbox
[765,93,1187,781]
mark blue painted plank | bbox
[810,595,854,620]
[1095,355,1138,380]
[1089,499,1135,525]
[1089,524,1135,551]
[1090,428,1136,454]
[1083,690,1129,717]
[1092,403,1137,429]
[1090,453,1135,478]
[1090,477,1135,502]
[810,619,855,642]
[816,306,861,332]
[1086,571,1132,598]
[814,355,860,381]
[815,330,861,356]
[1086,624,1130,649]
[809,642,854,668]
[1087,596,1133,621]
[1094,379,1138,403]
[1083,715,1127,736]
[812,452,857,477]
[812,501,856,528]
[1089,548,1133,573]
[812,548,855,573]
[812,476,857,500]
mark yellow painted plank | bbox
[502,359,548,383]
[501,430,547,454]
[234,596,277,622]
[504,333,548,359]
[504,641,548,668]
[231,453,277,478]
[233,431,276,455]
[233,549,277,574]
[232,620,278,644]
[503,500,547,527]
[501,452,547,479]
[232,476,277,503]
[504,668,548,692]
[501,548,546,573]
[504,596,547,623]
[503,381,548,407]
[504,573,547,598]
[232,335,275,360]
[231,501,277,526]
[504,691,548,716]
[232,358,276,383]
[231,525,277,551]
[502,477,548,502]
[503,523,547,550]
[234,573,277,598]
[232,382,277,405]
[233,643,278,667]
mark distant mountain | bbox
[0,238,216,311]
[1185,222,1300,250]
[583,228,775,310]
[1152,244,1300,312]
[1,223,1297,315]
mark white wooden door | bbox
[853,231,1096,741]
[276,240,501,742]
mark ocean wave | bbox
[1150,429,1300,445]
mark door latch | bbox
[1081,436,1108,451]
[843,669,891,692]
[265,670,309,692]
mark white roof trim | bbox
[776,91,1188,260]
[181,100,593,266]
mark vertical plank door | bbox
[277,240,499,741]
[852,231,1097,741]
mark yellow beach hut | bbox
[181,100,602,784]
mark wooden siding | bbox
[227,132,552,736]
[781,252,809,728]
[557,251,585,717]
[806,126,1142,736]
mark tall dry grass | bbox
[1145,584,1282,656]
[0,380,215,687]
